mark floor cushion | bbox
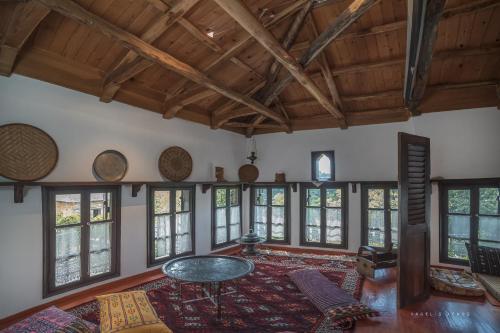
[1,306,97,333]
[476,273,500,301]
[96,290,172,333]
[465,243,500,276]
[288,269,378,328]
[430,267,484,296]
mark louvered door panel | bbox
[397,133,431,308]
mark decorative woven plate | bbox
[0,123,59,181]
[159,146,192,181]
[93,150,128,181]
[238,164,259,182]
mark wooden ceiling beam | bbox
[245,0,314,137]
[257,0,379,110]
[161,0,308,119]
[404,0,446,116]
[37,0,286,125]
[100,0,200,103]
[214,0,345,125]
[0,2,49,76]
[496,84,500,110]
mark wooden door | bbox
[397,132,431,308]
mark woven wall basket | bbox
[0,123,59,181]
[158,146,193,181]
[93,150,128,182]
[238,164,259,182]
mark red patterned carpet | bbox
[69,251,363,332]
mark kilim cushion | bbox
[465,243,500,276]
[1,306,97,333]
[96,291,172,333]
[430,267,484,296]
[288,269,378,328]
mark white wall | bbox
[0,75,246,318]
[249,108,500,258]
[1,74,499,319]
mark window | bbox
[440,180,500,265]
[250,186,290,243]
[311,151,335,181]
[300,183,347,248]
[148,185,195,266]
[43,186,120,297]
[361,183,398,250]
[212,186,241,249]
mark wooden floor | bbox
[357,268,500,333]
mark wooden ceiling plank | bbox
[37,0,286,125]
[258,0,379,111]
[404,0,446,115]
[214,0,345,124]
[162,0,309,119]
[0,2,50,76]
[100,0,200,102]
[245,0,314,137]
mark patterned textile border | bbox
[69,250,363,332]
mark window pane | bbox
[56,194,81,226]
[326,208,341,244]
[306,188,321,207]
[390,210,398,248]
[390,189,398,210]
[230,206,240,240]
[175,212,191,254]
[215,208,227,244]
[154,215,170,259]
[90,192,112,222]
[305,208,321,242]
[448,238,468,260]
[272,188,285,206]
[315,154,331,181]
[448,215,470,239]
[478,241,500,249]
[216,188,226,208]
[326,188,342,207]
[479,216,500,242]
[368,189,384,209]
[271,207,285,240]
[306,226,321,242]
[254,206,267,239]
[154,191,170,214]
[55,226,81,286]
[448,189,470,214]
[368,209,385,248]
[479,187,499,215]
[255,188,267,205]
[230,188,239,206]
[89,222,112,276]
[176,190,190,212]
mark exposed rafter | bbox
[161,0,309,119]
[404,0,446,116]
[245,0,314,137]
[100,0,200,103]
[214,0,345,127]
[37,0,286,125]
[0,2,49,76]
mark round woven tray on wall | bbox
[0,123,59,181]
[158,146,193,181]
[238,164,259,182]
[93,150,128,181]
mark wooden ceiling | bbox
[0,0,499,136]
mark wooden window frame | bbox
[250,185,291,244]
[42,185,121,298]
[211,185,242,250]
[147,184,196,267]
[300,182,348,249]
[311,150,335,181]
[439,179,500,266]
[360,182,398,251]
